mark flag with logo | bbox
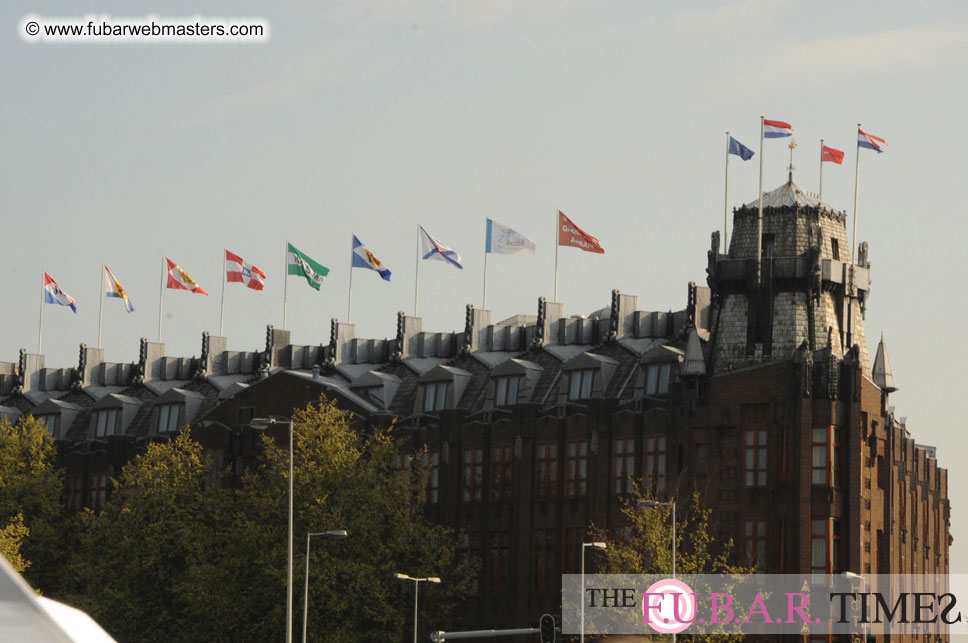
[486,219,536,255]
[557,211,605,254]
[419,226,463,269]
[352,236,391,281]
[166,258,209,295]
[43,273,77,313]
[104,266,134,312]
[822,145,845,164]
[226,250,266,290]
[287,243,329,290]
[728,136,754,161]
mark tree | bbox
[0,416,64,579]
[217,398,473,643]
[595,487,752,643]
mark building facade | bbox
[0,176,951,639]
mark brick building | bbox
[0,175,951,638]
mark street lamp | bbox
[250,416,295,643]
[394,573,441,643]
[302,530,348,643]
[581,542,607,643]
[638,500,677,643]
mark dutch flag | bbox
[763,119,793,138]
[858,128,888,153]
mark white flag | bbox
[486,218,536,255]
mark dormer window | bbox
[37,414,59,435]
[157,404,180,433]
[494,375,521,406]
[645,364,672,395]
[94,408,119,438]
[569,369,595,400]
[423,381,449,412]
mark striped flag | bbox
[43,273,77,313]
[166,258,209,295]
[763,119,793,138]
[858,128,887,153]
[104,266,135,312]
[287,243,329,290]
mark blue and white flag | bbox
[486,219,536,255]
[728,136,754,161]
[351,235,391,281]
[419,226,463,269]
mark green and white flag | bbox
[287,243,329,291]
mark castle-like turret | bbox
[706,173,871,373]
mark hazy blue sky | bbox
[4,0,967,568]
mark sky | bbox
[3,0,967,568]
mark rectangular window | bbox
[569,369,595,400]
[421,451,439,504]
[459,532,481,591]
[695,443,709,475]
[88,474,108,513]
[562,527,585,574]
[646,364,672,395]
[392,453,412,480]
[94,408,119,438]
[744,429,767,487]
[810,518,842,578]
[744,520,767,571]
[535,442,557,499]
[37,414,59,436]
[612,437,635,495]
[462,447,483,502]
[494,376,520,406]
[644,435,667,493]
[831,238,840,261]
[811,427,842,487]
[65,474,84,516]
[487,530,510,595]
[565,441,588,498]
[491,445,512,501]
[532,528,555,593]
[423,381,449,412]
[157,404,180,432]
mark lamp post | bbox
[250,417,294,643]
[302,530,348,643]
[581,542,607,643]
[394,573,441,643]
[638,500,677,643]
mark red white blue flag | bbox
[858,128,887,153]
[763,119,793,138]
[43,273,77,313]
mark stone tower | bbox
[706,174,871,373]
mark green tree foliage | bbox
[53,398,471,643]
[596,488,752,643]
[0,416,63,579]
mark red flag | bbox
[225,250,266,290]
[821,145,845,165]
[165,258,209,295]
[557,211,604,254]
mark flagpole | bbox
[97,263,104,349]
[757,116,765,285]
[158,255,165,343]
[414,226,420,317]
[818,139,824,204]
[347,234,354,323]
[851,123,861,265]
[724,132,730,251]
[283,242,289,329]
[553,208,559,302]
[219,248,226,336]
[38,270,45,354]
[482,219,489,309]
